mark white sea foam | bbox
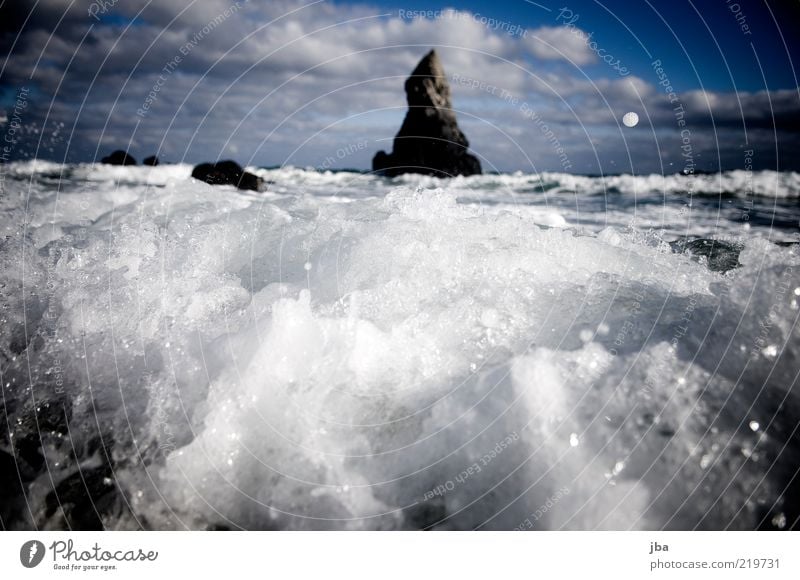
[387,167,800,198]
[1,162,798,530]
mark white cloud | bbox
[2,0,796,171]
[525,26,596,66]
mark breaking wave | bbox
[1,162,798,530]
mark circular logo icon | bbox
[20,540,46,568]
[622,111,639,128]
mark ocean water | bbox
[1,161,798,530]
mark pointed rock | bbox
[373,50,481,177]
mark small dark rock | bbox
[143,155,159,166]
[191,160,265,192]
[100,150,137,166]
[372,49,482,178]
[670,238,742,273]
[658,426,677,438]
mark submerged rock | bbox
[0,448,30,528]
[44,460,125,530]
[100,150,137,166]
[372,49,481,178]
[191,160,264,192]
[143,155,159,166]
[670,237,743,273]
[12,397,73,472]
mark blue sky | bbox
[367,0,800,92]
[1,0,798,173]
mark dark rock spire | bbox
[372,50,481,177]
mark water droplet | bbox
[749,420,760,432]
[771,513,787,529]
[569,433,579,447]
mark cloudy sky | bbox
[1,0,799,173]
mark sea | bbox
[1,160,798,530]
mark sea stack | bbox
[372,49,481,177]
